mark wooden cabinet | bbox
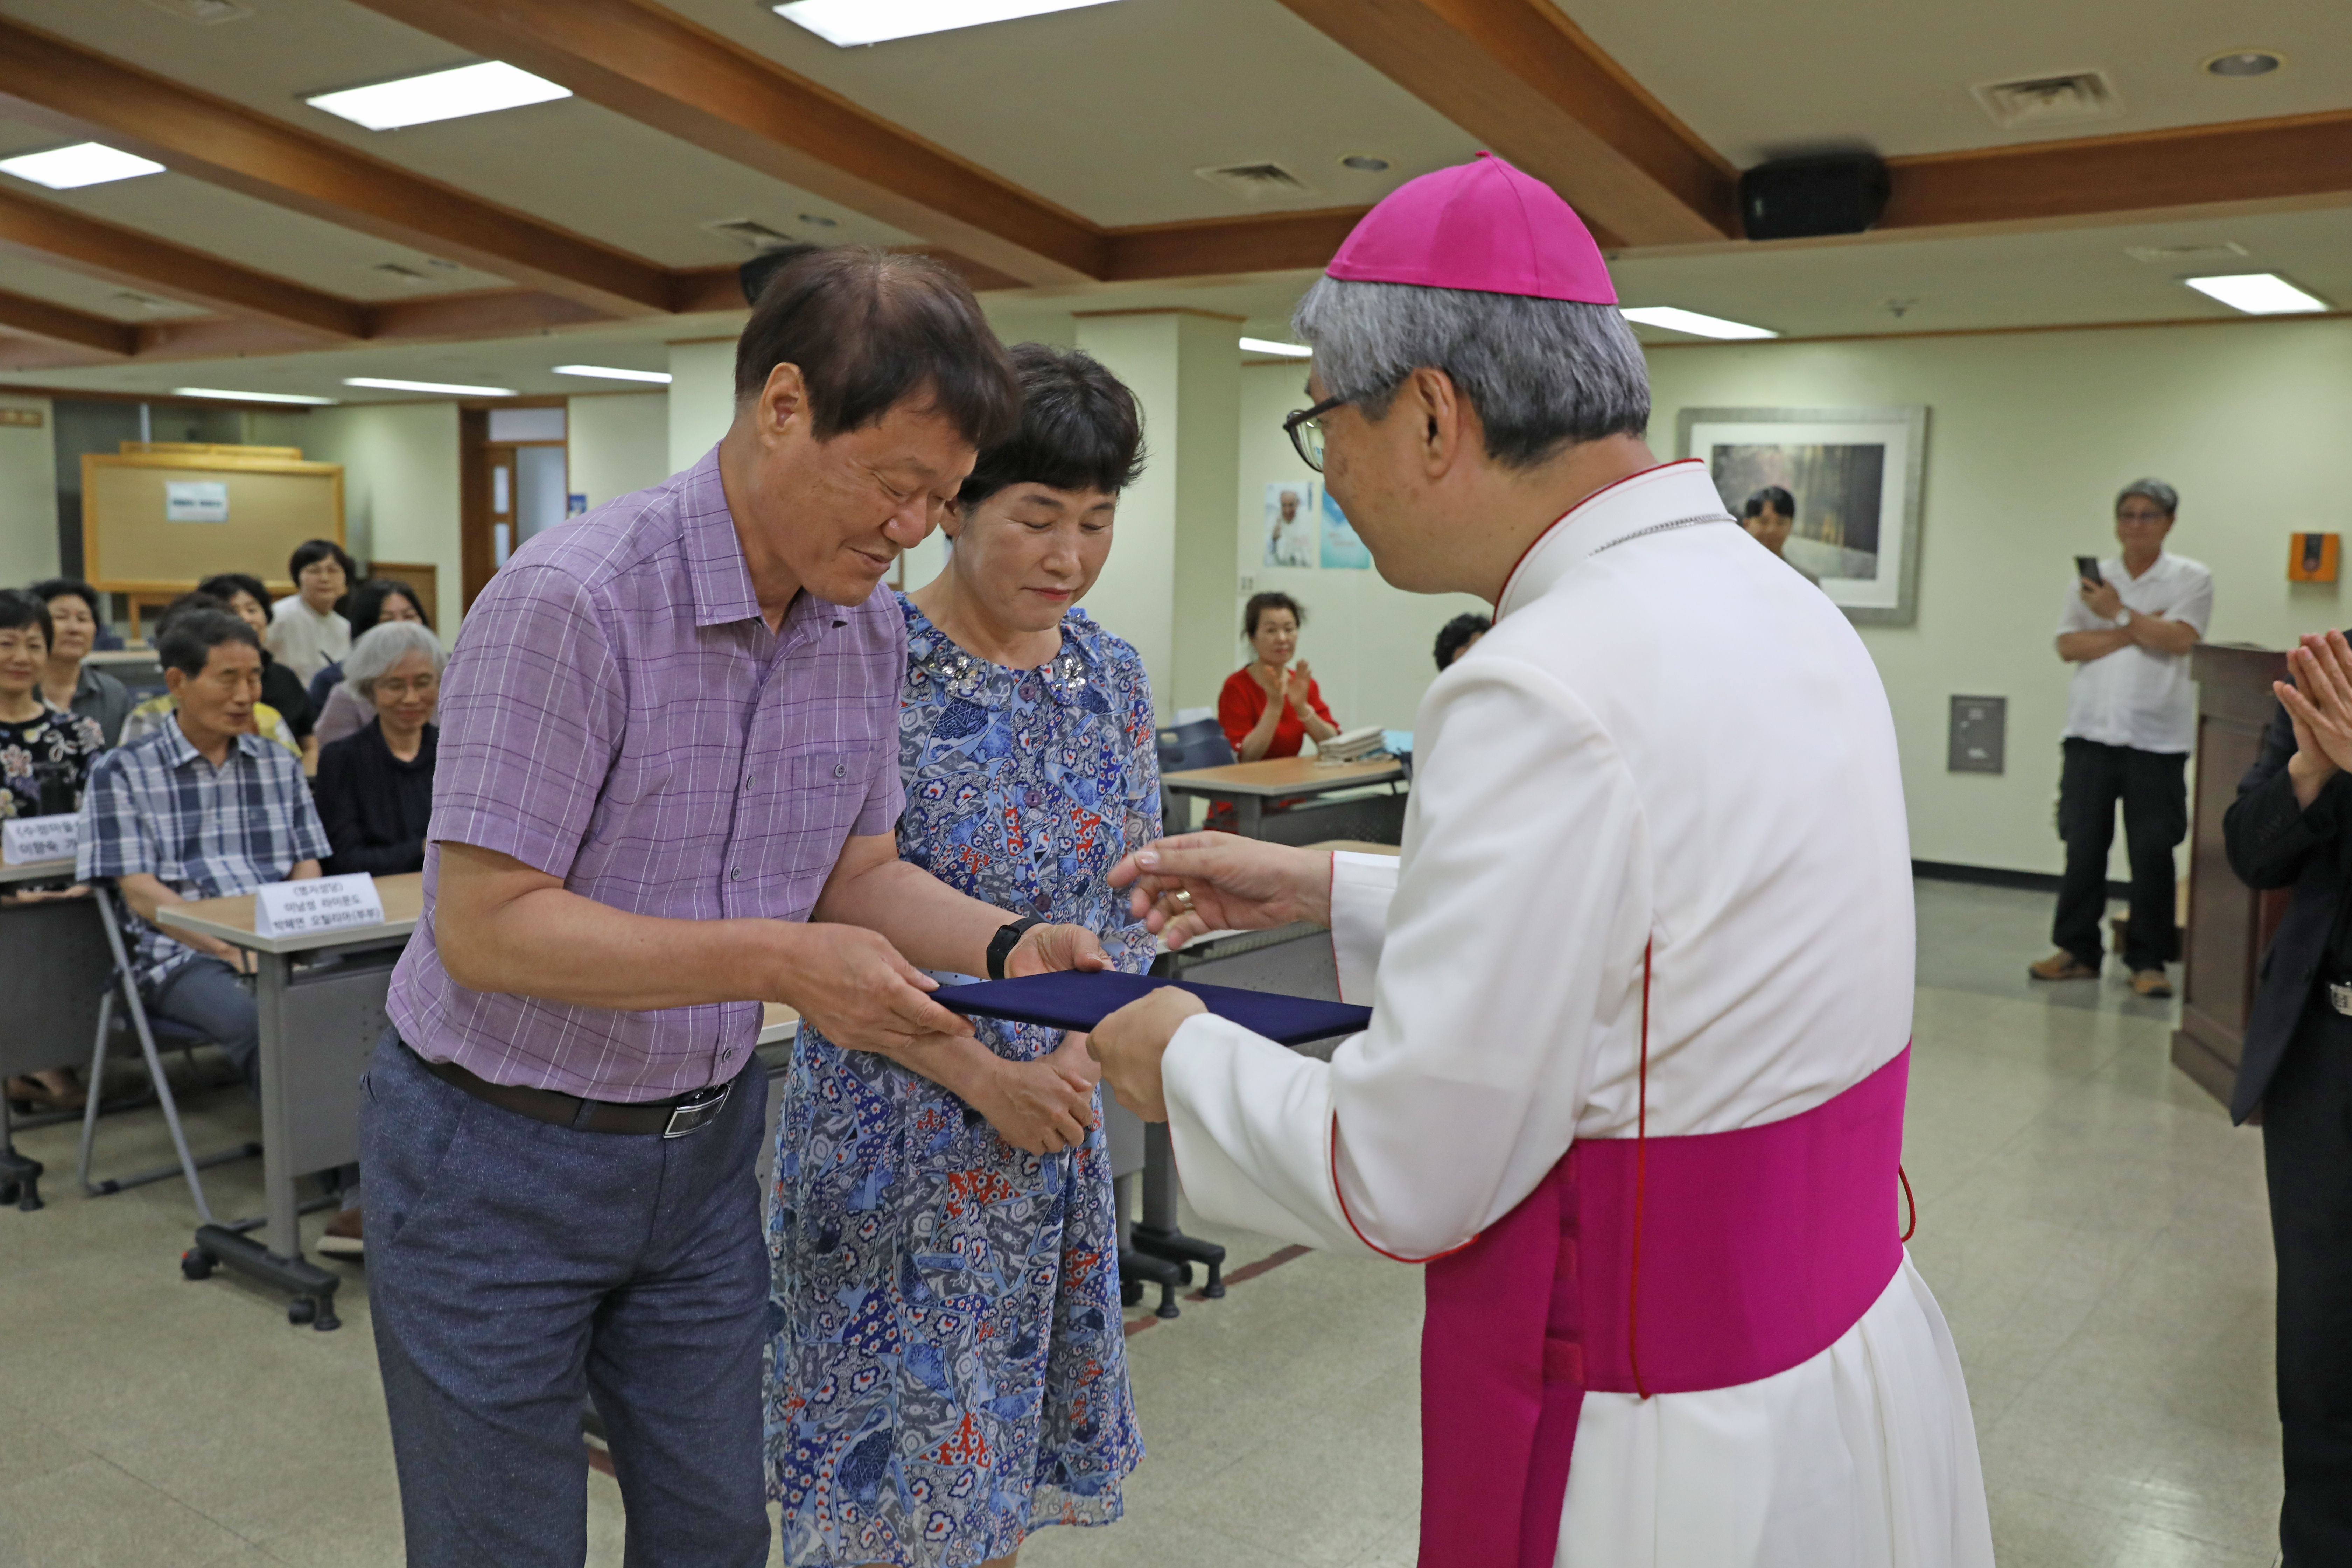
[2174,644,2293,1107]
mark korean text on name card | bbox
[253,873,384,938]
[2,813,80,866]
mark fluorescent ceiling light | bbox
[2183,272,2329,315]
[306,62,570,131]
[174,387,339,405]
[1239,337,1312,358]
[344,377,514,397]
[552,364,673,384]
[0,142,165,190]
[774,0,1124,48]
[1619,306,1778,341]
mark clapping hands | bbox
[2276,630,2352,800]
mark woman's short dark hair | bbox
[153,591,232,644]
[348,577,431,635]
[156,608,258,679]
[30,578,100,617]
[197,572,270,612]
[733,246,1019,452]
[1743,486,1796,520]
[1244,591,1305,638]
[1434,612,1491,671]
[289,538,356,583]
[0,587,52,646]
[958,344,1146,511]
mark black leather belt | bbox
[409,1043,730,1138]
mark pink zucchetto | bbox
[1324,152,1617,306]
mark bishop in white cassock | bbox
[1091,156,1994,1568]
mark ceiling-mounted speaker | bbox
[1740,154,1890,240]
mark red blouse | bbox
[1218,666,1337,761]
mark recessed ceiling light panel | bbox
[2183,273,2328,315]
[2205,50,2282,78]
[0,142,166,190]
[1619,307,1779,341]
[1239,338,1313,359]
[174,387,339,405]
[306,62,571,131]
[774,0,1125,47]
[552,365,673,384]
[344,377,516,396]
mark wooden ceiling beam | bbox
[0,285,136,357]
[0,186,366,341]
[1104,207,1373,283]
[1272,0,1736,245]
[344,0,1106,286]
[0,15,668,318]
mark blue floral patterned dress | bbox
[765,597,1156,1567]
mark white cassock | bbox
[1163,460,1994,1567]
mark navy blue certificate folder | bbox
[936,971,1372,1046]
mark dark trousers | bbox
[2264,1002,2352,1565]
[2052,738,2188,971]
[361,1033,772,1568]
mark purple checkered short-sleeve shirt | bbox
[387,447,906,1099]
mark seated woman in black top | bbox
[313,621,441,875]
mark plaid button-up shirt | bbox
[77,721,332,992]
[387,446,907,1100]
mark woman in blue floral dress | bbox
[768,344,1154,1567]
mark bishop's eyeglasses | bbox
[1282,395,1348,474]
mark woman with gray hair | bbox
[313,620,442,877]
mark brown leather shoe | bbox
[2131,968,2174,999]
[317,1208,363,1261]
[2028,951,2100,981]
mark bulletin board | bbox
[81,449,344,598]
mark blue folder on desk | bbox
[936,971,1372,1046]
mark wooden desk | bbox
[0,855,77,887]
[2175,645,2292,1108]
[1160,756,1406,842]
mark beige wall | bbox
[301,401,465,635]
[668,340,737,476]
[0,396,56,588]
[568,392,672,508]
[1647,315,2352,876]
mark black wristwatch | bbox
[986,915,1045,980]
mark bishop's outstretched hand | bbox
[1108,833,1333,950]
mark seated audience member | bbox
[1219,590,1340,762]
[1434,611,1491,671]
[314,622,441,875]
[307,576,429,712]
[119,594,302,757]
[31,578,131,744]
[200,572,317,756]
[266,538,354,684]
[0,589,106,1113]
[1742,485,1821,586]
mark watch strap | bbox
[987,915,1046,981]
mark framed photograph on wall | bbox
[1678,406,1929,625]
[1263,481,1317,568]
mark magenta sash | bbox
[1417,1046,1910,1568]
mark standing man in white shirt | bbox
[2031,479,2212,997]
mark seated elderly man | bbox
[79,606,333,1123]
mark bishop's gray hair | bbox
[1291,276,1650,469]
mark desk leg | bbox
[1130,1121,1225,1298]
[1233,796,1261,838]
[186,952,342,1330]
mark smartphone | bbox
[2074,555,2104,586]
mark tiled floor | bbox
[0,879,2283,1567]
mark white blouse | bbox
[265,595,350,685]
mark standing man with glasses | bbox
[366,248,1109,1568]
[2030,479,2211,996]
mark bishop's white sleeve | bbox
[1328,849,1396,1002]
[1163,658,1649,1261]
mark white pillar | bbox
[1072,310,1241,718]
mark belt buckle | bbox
[2331,982,2352,1018]
[662,1082,729,1139]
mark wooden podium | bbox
[2174,644,2293,1108]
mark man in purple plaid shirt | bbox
[364,250,1111,1568]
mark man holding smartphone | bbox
[2031,478,2212,995]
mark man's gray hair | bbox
[344,620,444,699]
[2116,477,2179,516]
[1291,277,1650,468]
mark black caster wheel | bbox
[181,1249,216,1281]
[0,1182,16,1208]
[287,1297,316,1325]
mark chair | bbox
[1156,718,1234,774]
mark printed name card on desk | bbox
[2,813,78,866]
[253,873,384,938]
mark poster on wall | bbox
[1320,489,1372,570]
[1678,405,1928,625]
[1263,481,1316,567]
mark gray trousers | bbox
[148,956,260,1081]
[360,1032,772,1568]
